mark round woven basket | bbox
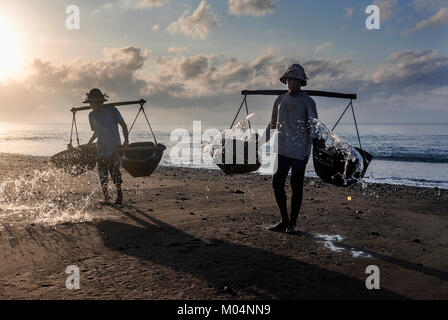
[116,142,166,178]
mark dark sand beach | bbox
[0,153,447,299]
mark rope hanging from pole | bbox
[331,100,352,132]
[128,102,158,145]
[244,96,252,130]
[73,113,80,147]
[69,111,81,147]
[69,113,75,147]
[331,99,362,150]
[351,102,362,150]
[142,106,158,145]
[230,95,252,129]
[128,107,142,134]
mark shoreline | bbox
[2,151,447,191]
[0,153,447,299]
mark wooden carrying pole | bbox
[241,90,356,100]
[70,99,147,112]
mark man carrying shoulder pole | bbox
[86,88,129,205]
[263,64,319,234]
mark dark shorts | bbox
[98,155,122,185]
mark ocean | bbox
[0,121,447,189]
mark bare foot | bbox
[99,198,111,206]
[286,223,299,234]
[268,221,289,233]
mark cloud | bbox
[228,0,275,17]
[410,0,445,14]
[1,46,447,122]
[344,7,354,19]
[372,0,397,21]
[168,47,189,55]
[364,51,448,119]
[144,49,448,119]
[402,7,448,35]
[167,1,218,40]
[145,47,371,106]
[178,55,210,80]
[302,58,364,92]
[28,46,150,97]
[315,42,333,53]
[93,0,168,13]
[135,0,169,9]
[415,8,448,30]
[147,48,288,99]
[0,47,150,120]
[371,50,448,91]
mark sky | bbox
[0,0,447,125]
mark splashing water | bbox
[0,166,100,225]
[202,113,257,164]
[314,234,371,258]
[311,118,364,184]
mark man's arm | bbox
[261,97,279,144]
[87,112,97,145]
[88,131,97,145]
[112,107,129,146]
[119,120,129,146]
[306,98,326,150]
[307,98,320,139]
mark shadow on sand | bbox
[96,204,406,299]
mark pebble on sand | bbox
[224,286,236,295]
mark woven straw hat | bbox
[83,88,108,103]
[280,64,309,84]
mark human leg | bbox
[288,158,307,233]
[108,157,123,204]
[97,158,111,202]
[269,155,292,232]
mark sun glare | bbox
[0,16,22,81]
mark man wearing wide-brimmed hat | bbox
[264,64,319,234]
[86,88,129,205]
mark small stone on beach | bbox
[224,286,235,295]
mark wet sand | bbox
[0,153,447,299]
